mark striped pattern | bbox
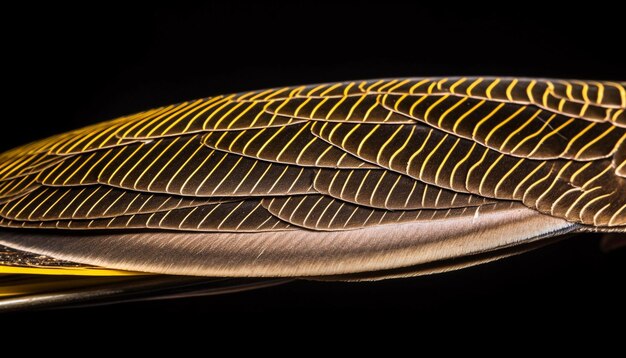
[0,185,223,221]
[314,169,492,210]
[0,200,291,232]
[36,136,316,197]
[263,195,513,231]
[0,77,624,244]
[381,93,625,160]
[202,122,375,168]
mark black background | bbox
[2,3,625,321]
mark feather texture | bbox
[0,77,624,287]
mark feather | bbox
[313,169,492,210]
[202,122,375,168]
[0,203,575,277]
[0,185,223,221]
[0,77,624,308]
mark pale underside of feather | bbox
[0,204,575,277]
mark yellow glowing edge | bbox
[0,264,143,276]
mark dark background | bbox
[2,3,625,320]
